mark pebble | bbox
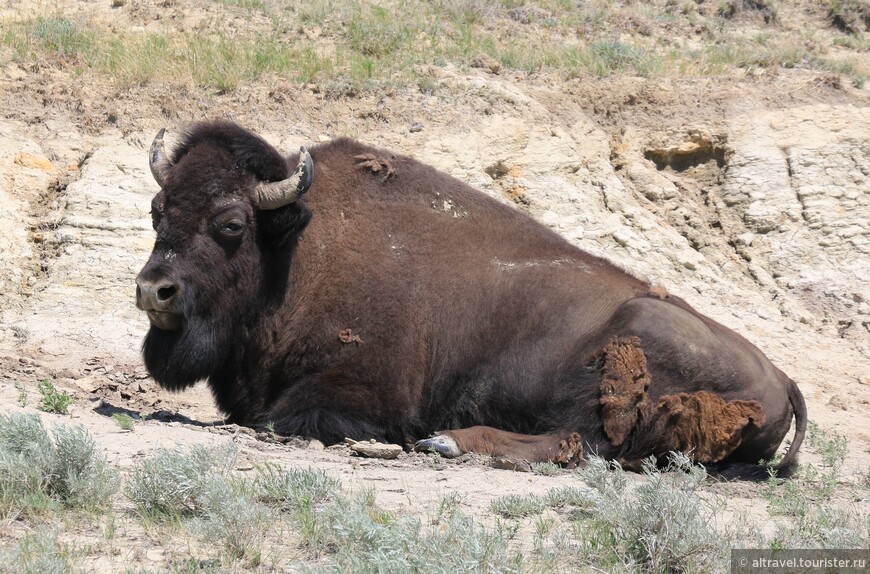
[346,438,403,459]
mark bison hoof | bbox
[414,434,462,458]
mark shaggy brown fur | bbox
[599,337,652,446]
[639,391,766,463]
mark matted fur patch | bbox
[552,432,584,469]
[598,336,652,447]
[355,154,397,180]
[642,391,766,463]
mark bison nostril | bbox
[136,285,142,300]
[157,285,177,302]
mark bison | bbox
[135,120,806,479]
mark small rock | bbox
[345,438,403,459]
[677,252,698,271]
[409,123,423,133]
[828,395,849,411]
[308,439,325,450]
[236,462,254,471]
[72,375,99,393]
[470,54,501,74]
[490,456,531,472]
[676,141,701,155]
[14,153,53,171]
[735,232,755,246]
[612,228,635,248]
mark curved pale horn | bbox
[149,128,173,187]
[255,147,314,210]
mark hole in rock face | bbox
[644,144,728,172]
[643,131,730,173]
[485,160,510,180]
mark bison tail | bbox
[772,377,807,479]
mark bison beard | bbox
[135,121,808,480]
[142,315,228,392]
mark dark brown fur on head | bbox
[140,121,311,391]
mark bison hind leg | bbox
[415,426,584,468]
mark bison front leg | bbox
[415,426,584,468]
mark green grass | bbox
[530,460,561,476]
[125,443,237,520]
[2,1,866,94]
[1,420,868,572]
[828,0,870,34]
[37,380,74,414]
[192,477,272,565]
[757,423,870,549]
[491,493,547,518]
[567,454,727,573]
[764,422,849,517]
[215,0,270,11]
[300,489,524,573]
[28,16,93,60]
[248,461,341,511]
[111,413,135,431]
[0,413,118,519]
[122,446,526,572]
[543,486,593,509]
[2,528,76,574]
[15,382,28,407]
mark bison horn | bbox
[149,128,173,187]
[255,147,314,210]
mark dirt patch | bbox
[354,153,397,180]
[338,328,364,345]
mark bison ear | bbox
[257,200,312,247]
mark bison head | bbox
[135,121,313,390]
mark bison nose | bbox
[136,276,181,311]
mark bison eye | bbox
[219,220,245,238]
